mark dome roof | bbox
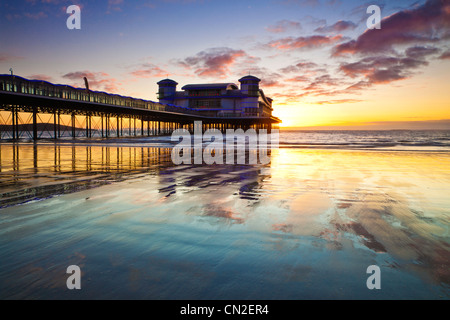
[157,79,178,86]
[238,75,261,83]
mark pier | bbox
[0,75,281,141]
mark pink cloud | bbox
[339,49,435,86]
[310,99,363,105]
[439,49,450,59]
[333,0,450,56]
[28,74,53,82]
[279,61,320,74]
[130,63,167,78]
[0,53,24,62]
[23,11,48,19]
[62,71,121,93]
[266,20,302,33]
[107,0,124,13]
[265,35,344,51]
[314,20,357,33]
[179,47,247,78]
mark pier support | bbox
[33,106,37,141]
[117,116,120,137]
[71,113,76,138]
[53,110,57,139]
[11,107,16,140]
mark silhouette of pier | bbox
[0,75,280,140]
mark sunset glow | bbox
[1,0,449,129]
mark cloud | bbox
[41,0,65,4]
[62,71,121,93]
[264,35,344,51]
[302,15,327,28]
[266,20,302,33]
[107,0,124,13]
[309,99,363,105]
[333,0,450,56]
[28,74,53,82]
[404,46,441,59]
[273,71,351,102]
[0,53,24,62]
[23,11,48,19]
[439,49,450,59]
[130,63,167,78]
[314,20,357,33]
[279,61,320,74]
[238,66,282,88]
[178,47,248,78]
[339,49,435,86]
[281,0,320,7]
[285,75,310,83]
[302,74,341,91]
[6,11,48,21]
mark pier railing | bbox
[0,75,201,116]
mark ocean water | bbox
[0,130,449,299]
[279,130,450,151]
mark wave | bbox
[278,141,450,150]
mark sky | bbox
[1,0,449,129]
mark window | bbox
[190,99,221,109]
[247,85,259,97]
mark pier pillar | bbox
[89,114,92,137]
[117,116,120,137]
[71,113,76,138]
[33,106,37,141]
[15,108,19,139]
[106,114,109,138]
[129,117,132,137]
[86,114,90,138]
[53,109,57,139]
[57,111,61,138]
[11,107,16,140]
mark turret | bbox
[157,79,178,104]
[238,75,260,97]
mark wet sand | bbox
[0,143,449,299]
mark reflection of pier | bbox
[0,75,281,140]
[0,143,174,176]
[0,143,272,208]
[0,143,175,207]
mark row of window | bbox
[188,90,222,96]
[190,99,221,108]
[244,107,259,115]
[0,78,184,113]
[240,80,259,85]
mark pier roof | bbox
[181,83,238,91]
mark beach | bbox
[0,131,449,299]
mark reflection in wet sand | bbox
[0,144,449,299]
[0,143,175,207]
